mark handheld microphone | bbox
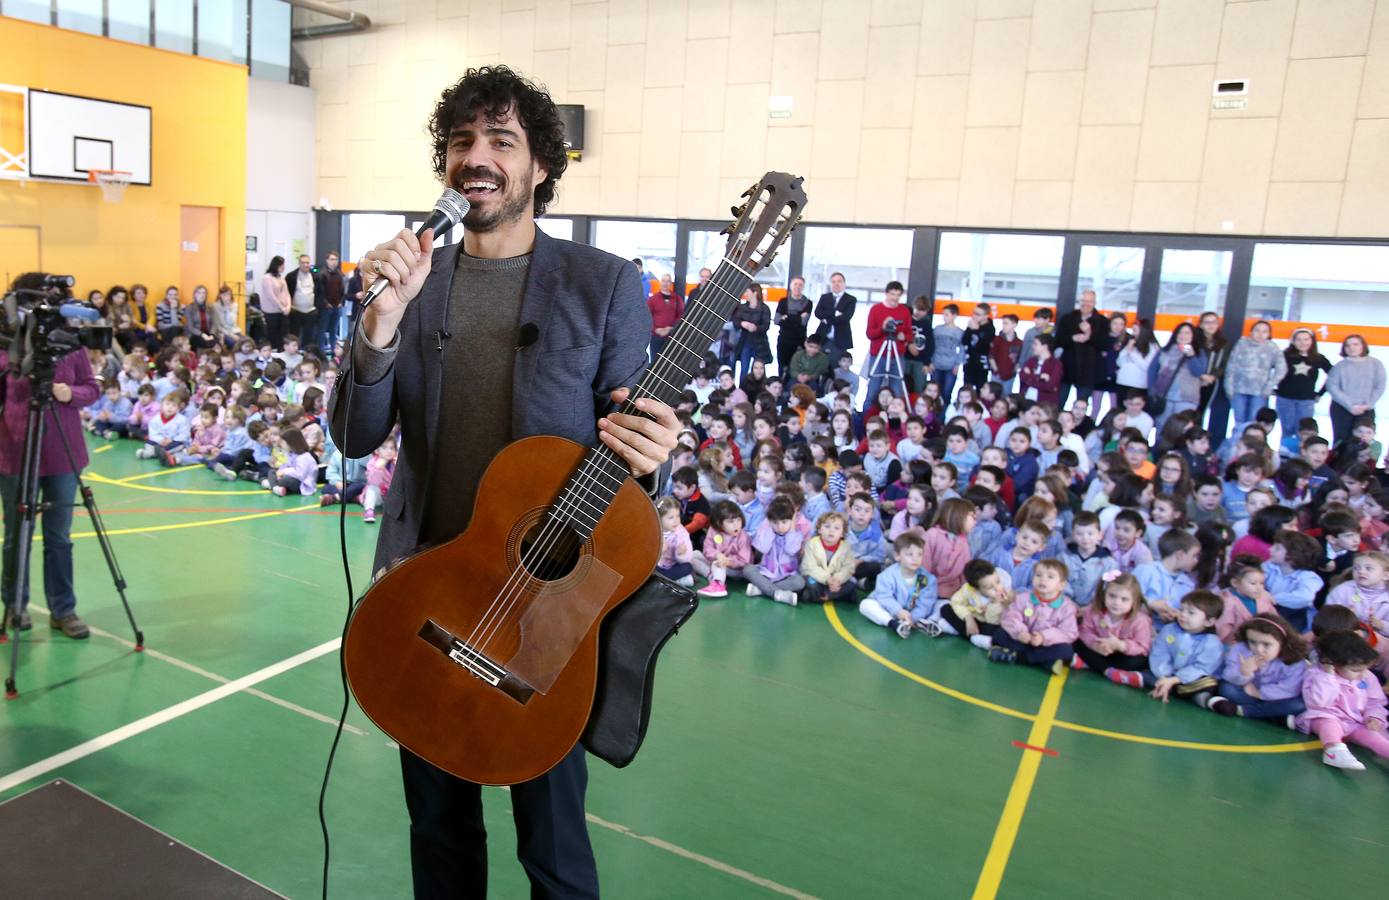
[359,188,469,312]
[59,303,102,321]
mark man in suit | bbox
[812,271,857,362]
[329,66,678,899]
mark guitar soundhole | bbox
[517,520,583,583]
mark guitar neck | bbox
[552,259,756,539]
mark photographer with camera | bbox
[0,273,102,639]
[864,280,913,404]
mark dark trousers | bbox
[264,312,286,350]
[853,560,882,583]
[290,309,317,349]
[0,472,78,618]
[1215,682,1306,719]
[1330,401,1369,447]
[800,580,859,604]
[1275,604,1313,633]
[993,631,1073,667]
[401,743,598,900]
[1072,640,1147,673]
[940,605,1000,638]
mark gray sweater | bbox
[1326,356,1387,412]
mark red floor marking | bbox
[74,507,361,516]
[1011,740,1059,757]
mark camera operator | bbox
[0,273,101,639]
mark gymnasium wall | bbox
[298,0,1389,237]
[0,17,247,295]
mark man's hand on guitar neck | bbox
[597,387,680,478]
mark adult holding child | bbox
[329,66,680,900]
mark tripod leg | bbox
[45,404,143,649]
[5,403,45,699]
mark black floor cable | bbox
[318,317,364,900]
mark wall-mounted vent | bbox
[1213,79,1248,96]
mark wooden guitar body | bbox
[342,435,661,785]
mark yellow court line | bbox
[823,604,1321,754]
[823,603,1036,723]
[117,464,205,483]
[70,503,320,539]
[91,444,113,454]
[972,671,1067,900]
[87,471,266,496]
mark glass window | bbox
[197,0,244,62]
[56,0,103,35]
[250,0,290,80]
[686,227,788,294]
[592,219,676,295]
[1248,243,1389,326]
[801,226,913,363]
[1079,244,1144,313]
[346,214,405,269]
[107,0,151,44]
[537,218,574,241]
[936,232,1064,307]
[154,0,194,53]
[2,0,51,25]
[1157,249,1231,316]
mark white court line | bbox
[27,604,364,735]
[584,812,819,900]
[0,638,340,794]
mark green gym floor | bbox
[2,436,1384,899]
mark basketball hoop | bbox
[88,169,132,203]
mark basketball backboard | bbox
[27,89,151,185]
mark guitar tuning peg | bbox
[731,205,742,217]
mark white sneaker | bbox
[1286,714,1298,731]
[914,618,943,637]
[744,584,763,597]
[135,446,155,459]
[894,619,913,639]
[1322,742,1365,771]
[930,615,957,636]
[772,590,798,606]
[969,634,993,651]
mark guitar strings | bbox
[462,256,755,660]
[461,249,762,661]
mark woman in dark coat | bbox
[732,284,772,383]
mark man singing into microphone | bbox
[329,67,679,899]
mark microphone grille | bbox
[435,188,470,226]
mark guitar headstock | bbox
[722,172,807,275]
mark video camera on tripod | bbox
[0,274,113,397]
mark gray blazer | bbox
[328,228,662,573]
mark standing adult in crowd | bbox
[1223,320,1287,430]
[1195,311,1230,419]
[1147,321,1207,433]
[732,283,771,381]
[864,280,913,403]
[285,254,323,351]
[813,272,856,362]
[1326,334,1386,445]
[903,295,935,393]
[0,273,101,640]
[212,284,242,349]
[646,274,684,362]
[1275,327,1331,442]
[775,275,812,377]
[1115,318,1158,404]
[260,256,290,350]
[182,284,217,350]
[1100,312,1130,409]
[318,250,346,353]
[1054,289,1112,406]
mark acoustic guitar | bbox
[343,172,808,785]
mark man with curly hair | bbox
[330,66,680,898]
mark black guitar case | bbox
[581,573,698,768]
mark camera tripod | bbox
[864,333,909,405]
[1,378,141,698]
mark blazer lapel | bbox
[511,227,561,439]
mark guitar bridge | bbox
[418,619,535,705]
